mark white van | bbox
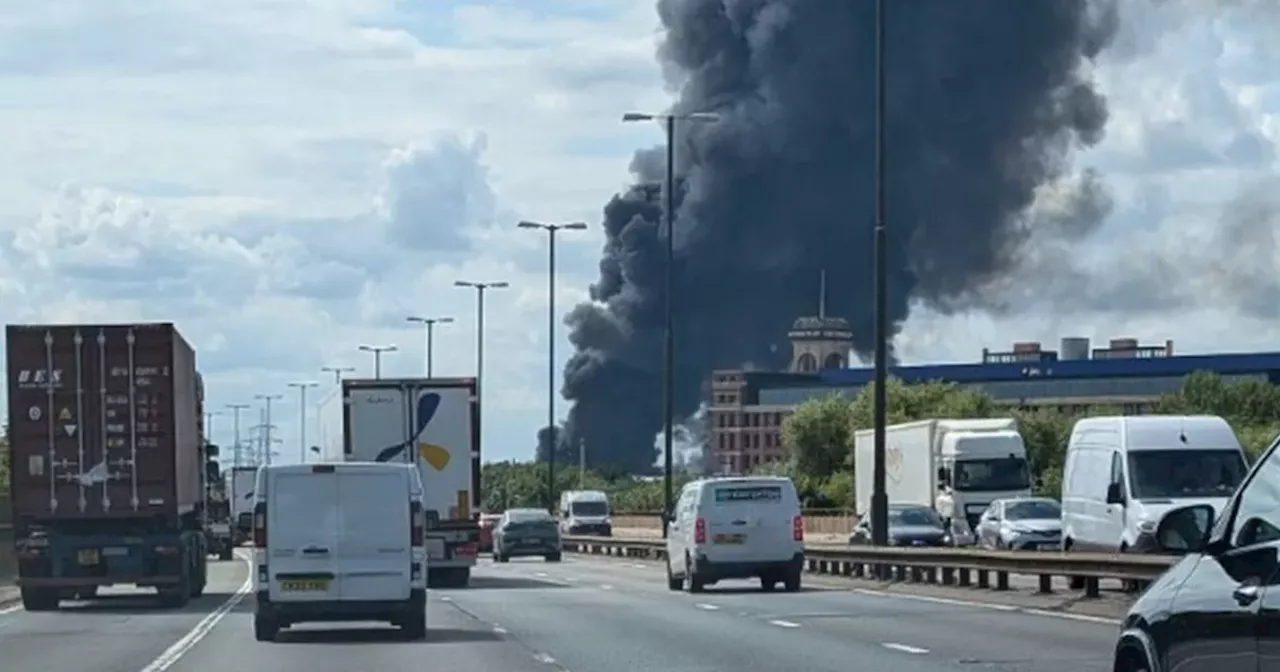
[664,476,804,593]
[251,462,428,641]
[558,490,612,536]
[1060,415,1248,555]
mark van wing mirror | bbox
[1105,482,1125,505]
[1155,504,1214,554]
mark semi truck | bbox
[854,418,1032,536]
[5,322,209,610]
[226,466,258,545]
[319,376,480,588]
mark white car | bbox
[251,462,428,641]
[664,476,805,593]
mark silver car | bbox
[973,497,1062,551]
[493,508,563,563]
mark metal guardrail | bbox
[560,535,1174,599]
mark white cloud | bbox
[1,0,1278,467]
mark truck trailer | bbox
[227,466,258,545]
[854,418,1033,535]
[319,377,480,588]
[5,323,209,610]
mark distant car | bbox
[974,497,1062,550]
[477,514,502,553]
[493,509,562,563]
[849,504,951,547]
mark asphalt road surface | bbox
[0,551,1122,672]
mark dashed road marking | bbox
[882,642,930,655]
[137,551,253,672]
[533,652,558,665]
[493,625,509,634]
[631,563,646,569]
[600,584,614,590]
[695,603,719,611]
[534,572,549,578]
[768,619,801,628]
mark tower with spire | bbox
[787,270,854,373]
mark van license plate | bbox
[713,534,745,545]
[280,579,328,592]
[77,549,100,565]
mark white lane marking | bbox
[137,551,253,672]
[493,625,509,634]
[0,603,20,616]
[695,603,719,611]
[768,619,801,628]
[882,642,930,655]
[534,572,549,578]
[848,588,1121,625]
[600,584,614,590]
[631,563,646,569]
[439,595,453,602]
[533,652,558,664]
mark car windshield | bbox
[1004,500,1060,521]
[1127,449,1246,499]
[506,510,552,524]
[888,508,941,527]
[570,501,609,516]
[954,457,1031,491]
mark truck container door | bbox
[267,469,341,602]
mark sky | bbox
[0,0,1277,465]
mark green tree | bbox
[779,393,854,479]
[1156,371,1280,459]
[847,377,996,430]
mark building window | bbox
[823,352,844,369]
[797,353,817,372]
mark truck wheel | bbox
[783,568,802,593]
[545,553,562,563]
[20,587,59,611]
[160,551,192,608]
[254,611,280,642]
[190,556,207,598]
[400,608,427,640]
[218,544,234,561]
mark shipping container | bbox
[5,323,203,524]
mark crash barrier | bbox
[561,535,1174,599]
[613,511,854,537]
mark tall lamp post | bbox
[454,280,510,468]
[870,0,890,559]
[288,381,319,463]
[518,220,588,510]
[359,345,397,379]
[321,366,355,384]
[621,109,720,539]
[406,316,454,377]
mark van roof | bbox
[696,476,793,487]
[564,490,608,501]
[1071,415,1241,452]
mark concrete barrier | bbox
[614,512,855,538]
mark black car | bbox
[1114,432,1280,672]
[849,504,952,547]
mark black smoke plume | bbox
[538,0,1118,473]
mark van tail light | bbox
[793,515,804,542]
[695,518,706,544]
[252,501,267,547]
[410,501,424,547]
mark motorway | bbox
[0,551,1123,672]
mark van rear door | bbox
[336,468,412,601]
[268,468,342,602]
[702,481,797,563]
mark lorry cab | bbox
[251,462,427,642]
[934,421,1032,533]
[1061,415,1247,554]
[559,490,612,537]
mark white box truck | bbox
[854,418,1032,535]
[227,466,259,546]
[320,377,481,588]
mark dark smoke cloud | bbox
[538,0,1119,472]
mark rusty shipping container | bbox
[5,323,202,522]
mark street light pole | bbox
[288,382,319,463]
[406,316,454,377]
[226,403,250,467]
[518,219,588,510]
[204,410,222,449]
[870,0,890,557]
[255,394,283,466]
[358,345,397,379]
[622,109,720,539]
[321,366,355,385]
[454,280,510,468]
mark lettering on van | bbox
[15,369,62,388]
[714,486,782,503]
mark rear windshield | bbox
[713,485,784,505]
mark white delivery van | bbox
[664,476,804,593]
[1060,415,1248,555]
[558,490,612,536]
[251,462,428,642]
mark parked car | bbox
[493,509,562,563]
[1112,431,1280,672]
[973,497,1062,550]
[849,504,951,547]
